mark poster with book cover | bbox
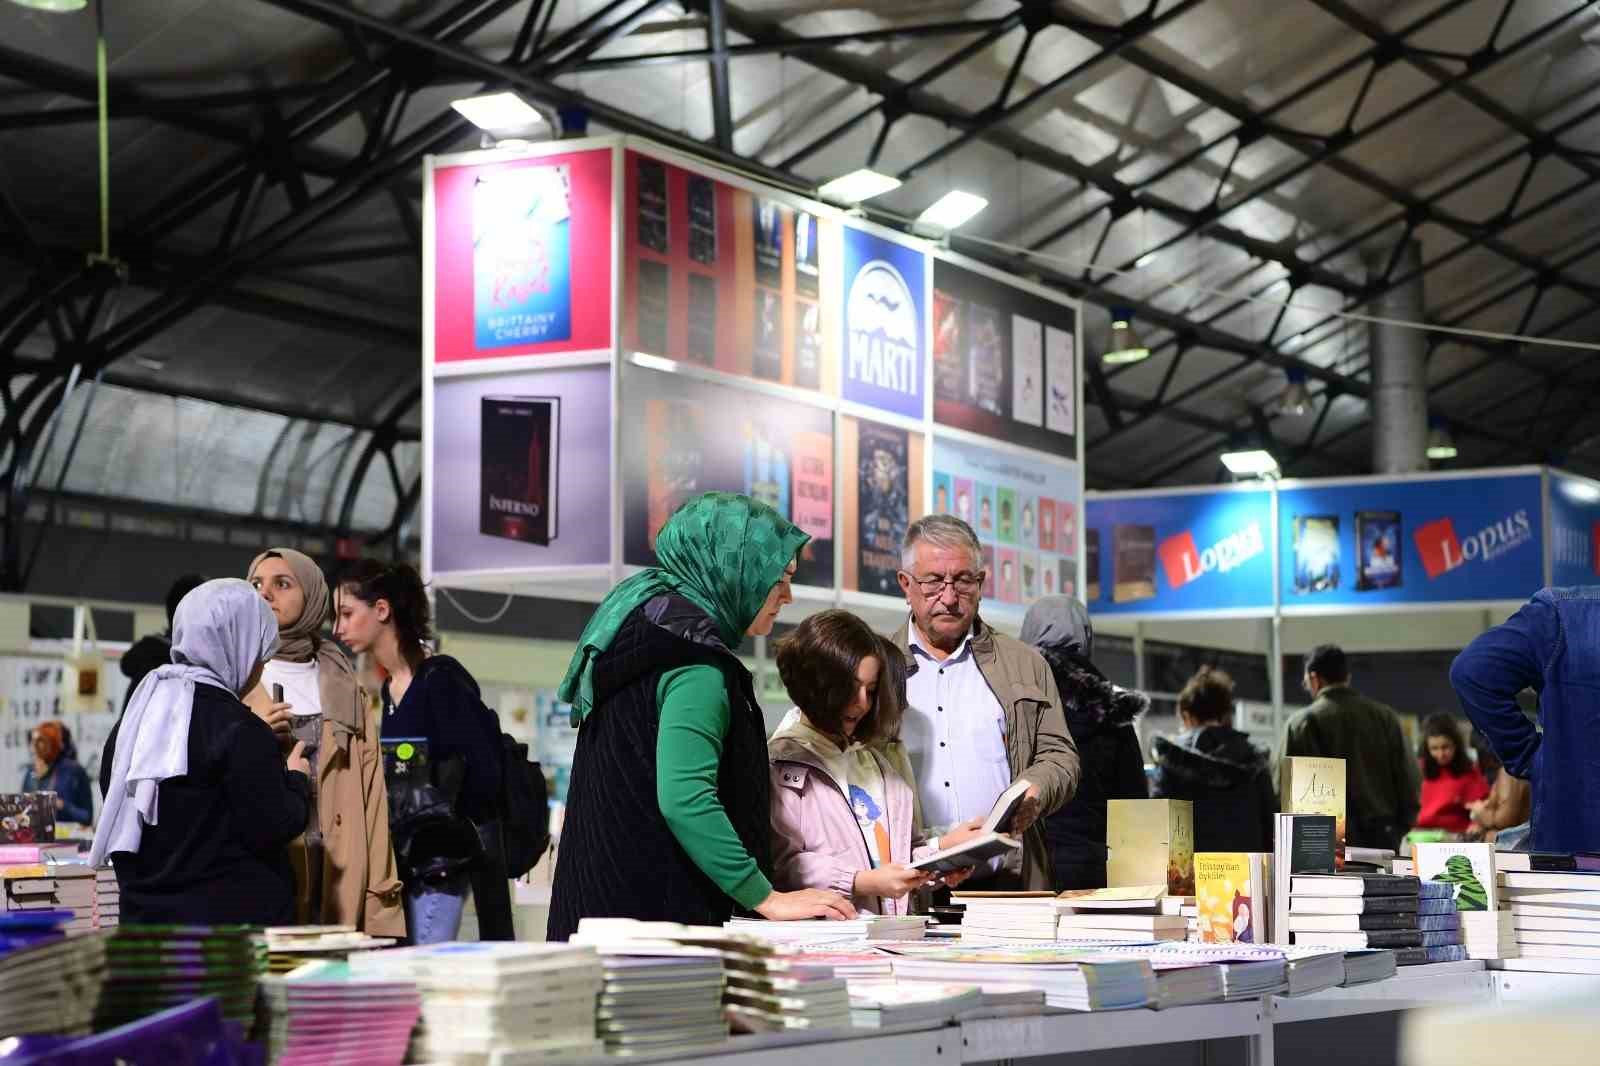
[931,257,1079,457]
[1292,514,1340,594]
[623,364,835,586]
[1356,510,1402,591]
[1196,853,1268,944]
[430,366,610,574]
[841,225,925,420]
[1412,843,1498,911]
[839,418,924,595]
[931,436,1081,609]
[1107,799,1195,896]
[431,146,613,363]
[622,151,836,391]
[1281,757,1347,870]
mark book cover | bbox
[1020,497,1037,548]
[1039,499,1058,553]
[1045,325,1075,436]
[1355,510,1402,591]
[1196,853,1267,944]
[1011,315,1044,427]
[479,396,559,546]
[976,483,996,538]
[636,157,669,253]
[646,399,705,550]
[753,288,783,380]
[857,422,909,596]
[932,289,965,405]
[1058,558,1075,600]
[1107,800,1195,897]
[636,259,669,354]
[965,303,1005,415]
[790,431,833,544]
[1059,501,1077,557]
[795,212,819,298]
[954,479,975,528]
[981,544,996,599]
[1111,524,1156,604]
[753,198,785,288]
[687,175,717,265]
[1021,551,1039,604]
[1281,757,1346,869]
[997,548,1019,604]
[1293,514,1340,594]
[794,300,822,389]
[0,795,54,844]
[1086,528,1101,601]
[473,165,573,350]
[1272,813,1336,944]
[1412,843,1498,912]
[686,273,717,365]
[742,422,790,522]
[997,488,1017,544]
[933,471,953,515]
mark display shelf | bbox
[1491,969,1600,1002]
[958,1001,1264,1061]
[566,1025,952,1066]
[1270,971,1495,1024]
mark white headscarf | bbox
[91,579,279,865]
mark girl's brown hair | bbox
[775,609,901,744]
[1178,666,1236,724]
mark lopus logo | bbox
[1414,509,1533,580]
[1157,521,1265,591]
[846,260,919,399]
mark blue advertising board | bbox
[1278,472,1542,608]
[1084,488,1274,615]
[840,225,926,420]
[1549,470,1600,589]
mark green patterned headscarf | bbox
[559,492,809,725]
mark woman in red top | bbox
[1416,713,1490,834]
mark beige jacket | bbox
[893,616,1081,891]
[289,707,405,936]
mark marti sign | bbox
[1414,508,1534,580]
[1159,521,1267,591]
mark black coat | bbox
[105,683,309,926]
[546,596,771,942]
[1151,725,1276,853]
[1039,648,1150,891]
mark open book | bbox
[910,779,1031,873]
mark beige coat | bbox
[893,616,1081,891]
[289,706,405,936]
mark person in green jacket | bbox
[547,492,855,940]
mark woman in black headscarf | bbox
[1019,596,1149,890]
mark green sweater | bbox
[656,665,773,911]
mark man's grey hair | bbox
[901,514,984,571]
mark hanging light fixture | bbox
[915,190,988,234]
[6,0,88,10]
[816,168,902,205]
[1220,449,1280,478]
[1103,308,1150,365]
[1279,368,1313,417]
[1426,419,1458,461]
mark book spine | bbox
[1415,915,1461,932]
[1394,945,1469,965]
[1360,931,1424,948]
[1417,899,1455,916]
[1417,882,1454,900]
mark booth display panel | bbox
[1547,469,1600,589]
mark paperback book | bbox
[1280,757,1347,868]
[1107,799,1195,896]
[912,779,1030,873]
[1195,852,1269,944]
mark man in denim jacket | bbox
[1450,587,1597,854]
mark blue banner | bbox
[1278,473,1542,607]
[1085,488,1274,614]
[1549,470,1600,589]
[840,226,926,419]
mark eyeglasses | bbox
[906,572,984,597]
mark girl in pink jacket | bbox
[768,611,972,915]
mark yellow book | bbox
[0,864,49,879]
[1281,757,1347,869]
[1107,799,1194,896]
[1195,852,1269,944]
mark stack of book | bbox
[1413,843,1517,961]
[1286,873,1466,965]
[262,926,399,974]
[847,981,982,1027]
[350,942,604,1062]
[0,910,106,1037]
[96,925,266,1031]
[258,959,420,1066]
[92,867,117,930]
[3,863,95,933]
[726,915,926,943]
[1135,957,1225,1009]
[721,942,851,1034]
[1279,945,1347,996]
[1054,886,1188,944]
[1495,866,1600,971]
[1102,943,1286,1001]
[954,892,1061,941]
[570,921,731,1056]
[889,944,1157,1011]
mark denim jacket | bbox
[1450,586,1599,854]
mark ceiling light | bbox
[1135,252,1158,269]
[816,168,901,204]
[1102,308,1150,365]
[493,138,538,151]
[1426,420,1458,461]
[916,190,988,233]
[6,0,87,10]
[1279,368,1313,417]
[451,92,545,132]
[1221,449,1280,478]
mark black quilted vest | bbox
[546,596,772,941]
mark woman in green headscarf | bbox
[548,493,856,939]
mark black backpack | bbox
[498,733,550,878]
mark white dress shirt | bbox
[900,620,1011,836]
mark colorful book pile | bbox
[888,944,1157,1011]
[349,942,604,1062]
[263,926,399,974]
[1055,886,1188,944]
[570,921,730,1057]
[1492,865,1600,973]
[1414,844,1517,961]
[847,981,982,1027]
[0,910,106,1037]
[726,915,926,943]
[1287,873,1465,965]
[258,959,420,1066]
[720,941,851,1034]
[93,867,118,930]
[96,925,266,1031]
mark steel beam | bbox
[707,0,734,151]
[575,17,1011,71]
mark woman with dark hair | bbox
[767,615,973,915]
[244,548,403,935]
[1416,713,1490,835]
[334,560,509,942]
[547,493,854,940]
[1150,666,1276,853]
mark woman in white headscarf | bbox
[92,579,312,926]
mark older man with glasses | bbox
[893,514,1080,892]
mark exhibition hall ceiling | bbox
[3,0,1599,519]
